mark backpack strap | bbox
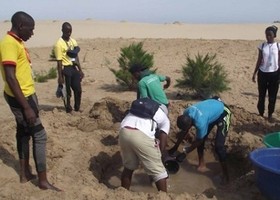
[278,43,280,71]
[261,42,280,51]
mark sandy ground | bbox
[0,20,279,200]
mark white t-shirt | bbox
[120,108,170,139]
[259,42,279,73]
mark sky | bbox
[0,0,279,24]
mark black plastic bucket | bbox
[164,159,180,174]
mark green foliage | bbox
[176,53,230,99]
[110,42,155,90]
[34,67,57,83]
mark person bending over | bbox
[129,63,171,115]
[168,97,231,183]
[119,98,170,192]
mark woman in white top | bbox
[252,25,280,121]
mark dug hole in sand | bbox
[0,98,278,200]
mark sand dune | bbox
[0,20,272,47]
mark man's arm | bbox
[74,55,84,79]
[163,76,171,89]
[56,60,64,85]
[158,130,168,161]
[54,43,64,85]
[252,49,262,82]
[168,130,188,155]
[184,138,203,154]
[4,66,36,125]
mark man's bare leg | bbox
[197,141,210,172]
[19,159,36,183]
[121,168,133,190]
[197,158,208,172]
[155,178,167,192]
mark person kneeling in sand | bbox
[168,97,231,184]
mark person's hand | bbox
[58,76,64,85]
[252,74,256,83]
[183,145,192,154]
[163,76,171,89]
[184,134,193,143]
[163,83,169,89]
[176,152,187,162]
[163,154,176,162]
[79,71,84,80]
[168,146,178,156]
[167,102,171,108]
[24,106,36,126]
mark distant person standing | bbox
[129,63,171,114]
[0,11,61,191]
[252,25,280,122]
[54,22,84,113]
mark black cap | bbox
[129,63,147,73]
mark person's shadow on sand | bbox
[0,145,38,187]
[0,145,19,175]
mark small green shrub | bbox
[109,42,155,90]
[49,48,57,61]
[176,53,230,99]
[46,67,57,79]
[34,67,57,83]
[34,73,48,83]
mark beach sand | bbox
[0,20,278,200]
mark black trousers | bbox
[4,93,47,172]
[197,110,231,162]
[63,65,82,112]
[257,70,279,116]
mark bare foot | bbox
[38,181,62,192]
[20,173,37,183]
[197,165,209,173]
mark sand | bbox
[0,20,279,200]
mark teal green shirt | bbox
[138,73,169,105]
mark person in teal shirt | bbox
[129,64,171,114]
[169,97,231,184]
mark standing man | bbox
[0,11,61,191]
[168,97,231,184]
[129,63,171,115]
[54,22,84,113]
[119,98,170,192]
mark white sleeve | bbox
[258,42,264,50]
[153,108,170,135]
